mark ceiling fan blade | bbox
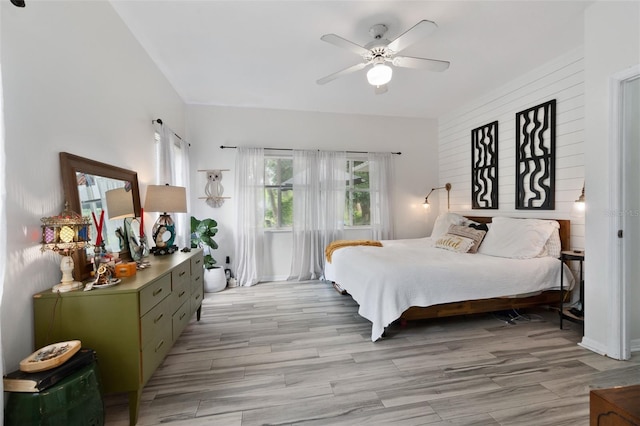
[392,56,450,72]
[320,34,371,57]
[316,62,368,85]
[387,20,437,54]
[374,84,388,95]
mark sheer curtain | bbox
[368,152,395,240]
[153,121,191,249]
[234,147,265,286]
[289,150,345,281]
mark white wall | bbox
[1,1,185,372]
[186,105,438,280]
[583,0,640,358]
[438,47,585,245]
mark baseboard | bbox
[579,337,610,357]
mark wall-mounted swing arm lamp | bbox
[423,183,452,210]
[575,183,585,211]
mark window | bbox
[263,157,371,228]
[264,157,293,228]
[345,159,370,226]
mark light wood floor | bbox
[105,280,640,425]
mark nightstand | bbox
[559,250,584,329]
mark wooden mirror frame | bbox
[60,152,141,281]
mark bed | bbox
[324,215,574,341]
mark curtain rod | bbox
[220,145,401,155]
[152,118,190,146]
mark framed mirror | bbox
[60,152,141,281]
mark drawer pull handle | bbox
[195,294,201,301]
[195,259,201,265]
[179,271,186,277]
[155,340,164,352]
[180,312,186,320]
[179,290,186,297]
[154,313,164,323]
[194,276,200,282]
[153,288,163,297]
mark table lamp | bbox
[41,202,92,292]
[144,184,187,255]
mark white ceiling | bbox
[110,1,591,119]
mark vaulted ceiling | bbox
[111,1,591,119]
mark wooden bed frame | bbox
[333,216,571,324]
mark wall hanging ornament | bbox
[515,99,556,210]
[198,169,231,208]
[471,120,499,209]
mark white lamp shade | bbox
[366,63,393,86]
[105,187,135,220]
[144,185,187,213]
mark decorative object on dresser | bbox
[33,249,204,426]
[515,99,556,210]
[40,202,92,293]
[423,183,452,210]
[144,184,188,255]
[471,120,499,209]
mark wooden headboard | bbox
[464,216,571,251]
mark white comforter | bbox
[324,237,574,341]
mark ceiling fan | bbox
[317,20,450,94]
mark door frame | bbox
[608,64,640,360]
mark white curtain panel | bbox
[368,152,395,240]
[153,122,191,249]
[289,150,345,281]
[234,147,265,286]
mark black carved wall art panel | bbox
[471,121,499,209]
[515,99,556,210]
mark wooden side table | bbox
[590,385,640,425]
[560,250,584,329]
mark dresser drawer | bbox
[168,280,190,315]
[141,325,172,383]
[172,261,190,291]
[139,274,171,316]
[172,300,191,341]
[191,284,203,316]
[140,294,171,348]
[190,255,204,276]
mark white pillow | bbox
[478,217,559,259]
[537,228,562,258]
[435,234,475,253]
[431,212,466,239]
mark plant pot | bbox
[203,267,226,293]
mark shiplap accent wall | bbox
[437,48,585,250]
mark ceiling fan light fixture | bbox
[366,63,392,86]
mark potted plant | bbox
[190,216,226,292]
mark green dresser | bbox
[32,249,204,426]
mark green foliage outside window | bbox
[263,157,371,228]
